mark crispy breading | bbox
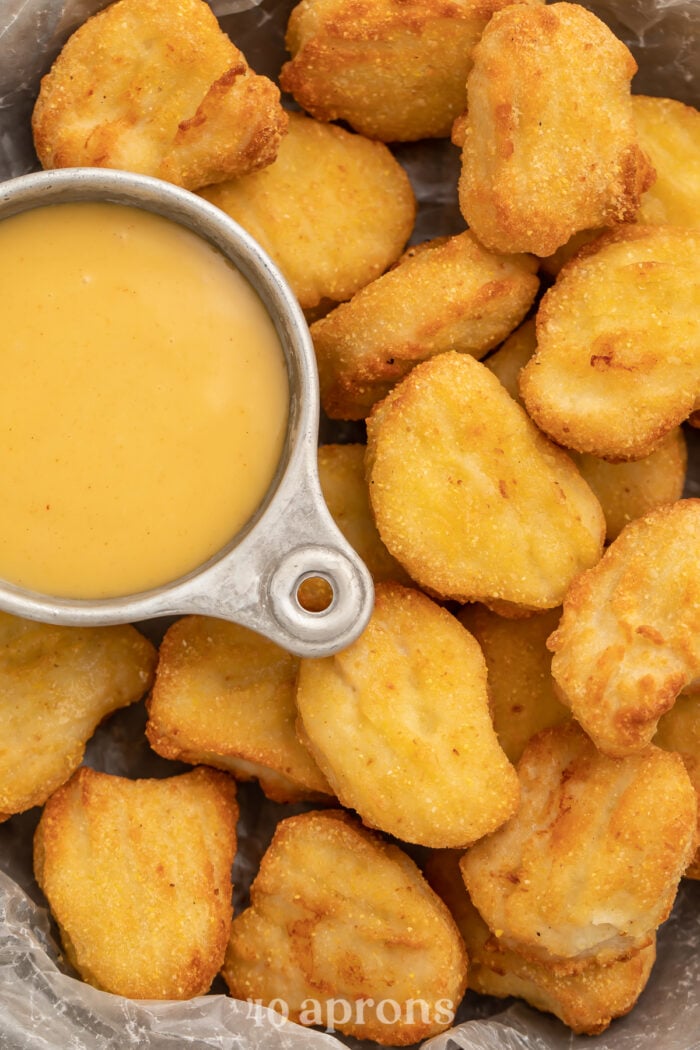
[365,352,604,610]
[485,321,689,541]
[654,693,700,880]
[280,0,544,143]
[0,613,155,822]
[296,583,519,847]
[34,766,238,999]
[550,500,700,757]
[457,604,569,764]
[538,95,700,276]
[425,849,656,1036]
[222,809,467,1045]
[634,95,700,228]
[460,722,696,972]
[32,0,287,190]
[146,616,332,803]
[520,225,700,460]
[312,231,539,420]
[457,3,654,255]
[199,112,415,309]
[299,444,410,611]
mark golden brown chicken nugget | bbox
[312,230,539,419]
[425,850,656,1036]
[299,444,411,611]
[296,583,519,847]
[366,352,604,610]
[458,3,654,255]
[521,225,700,460]
[550,500,700,757]
[34,766,238,999]
[32,0,287,190]
[654,693,700,879]
[199,112,415,310]
[222,809,467,1045]
[461,722,696,972]
[0,613,155,822]
[146,616,331,803]
[486,321,688,541]
[634,95,700,228]
[280,0,544,143]
[457,604,569,764]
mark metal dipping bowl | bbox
[0,168,374,657]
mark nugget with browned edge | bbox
[425,850,656,1036]
[147,616,332,803]
[366,352,604,611]
[34,766,238,999]
[223,809,467,1045]
[461,722,695,972]
[0,613,155,822]
[280,0,544,143]
[550,500,700,757]
[457,3,654,255]
[313,230,538,419]
[32,0,287,190]
[297,583,519,847]
[200,112,414,309]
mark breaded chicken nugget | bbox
[0,613,155,822]
[521,225,700,460]
[366,352,604,610]
[550,500,700,757]
[457,604,569,763]
[634,96,700,228]
[461,722,696,971]
[425,850,656,1036]
[299,444,410,611]
[655,693,700,880]
[458,3,654,255]
[32,0,287,190]
[199,112,415,310]
[296,583,519,847]
[312,231,539,420]
[146,616,331,803]
[538,96,700,277]
[280,0,544,143]
[34,766,238,999]
[223,809,467,1045]
[486,320,688,541]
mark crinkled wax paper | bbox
[1,1,699,1048]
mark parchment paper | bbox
[0,2,699,1048]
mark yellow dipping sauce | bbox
[0,202,289,598]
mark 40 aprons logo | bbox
[244,996,456,1032]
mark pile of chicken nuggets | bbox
[6,0,699,1043]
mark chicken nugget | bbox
[223,809,467,1045]
[296,583,519,847]
[313,230,539,420]
[280,0,544,143]
[486,320,689,541]
[457,3,654,256]
[199,112,414,310]
[550,500,700,757]
[0,613,155,822]
[521,225,700,460]
[146,616,331,803]
[32,0,287,191]
[298,444,411,611]
[461,722,696,972]
[366,352,604,610]
[425,849,656,1036]
[457,604,569,764]
[655,694,700,880]
[34,766,238,999]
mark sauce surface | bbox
[0,202,289,598]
